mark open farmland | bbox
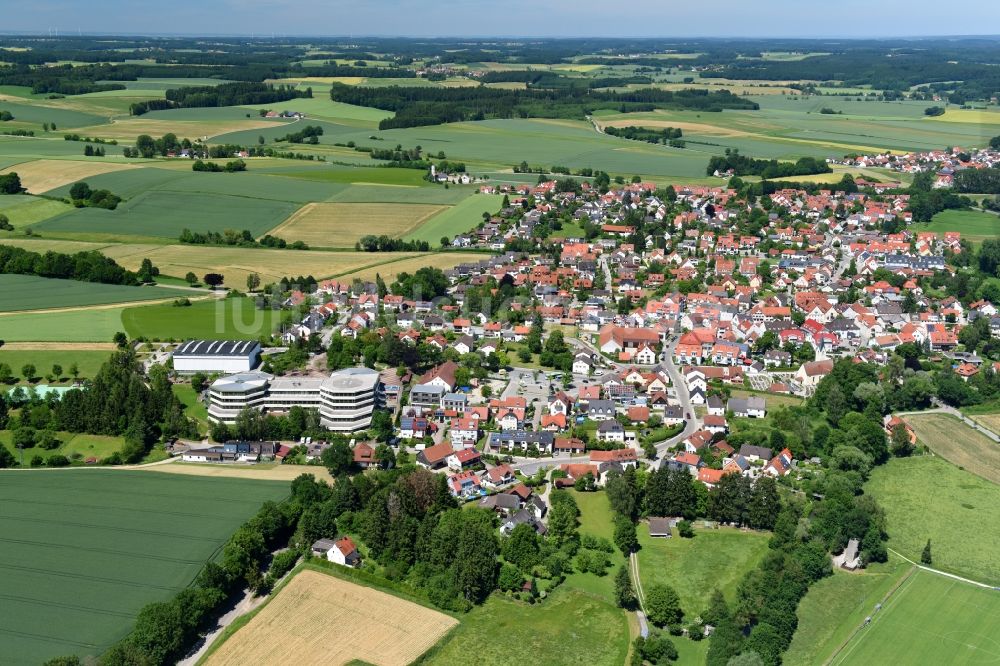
[865,456,1000,585]
[0,275,183,312]
[121,297,278,340]
[336,252,487,283]
[830,569,1000,666]
[636,524,771,615]
[922,209,1000,246]
[905,413,1000,484]
[404,194,505,243]
[101,243,429,285]
[270,202,447,247]
[0,160,139,194]
[427,588,629,666]
[0,196,73,228]
[36,190,299,240]
[0,470,288,665]
[0,306,132,342]
[205,568,458,666]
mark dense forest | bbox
[330,83,759,129]
[129,82,311,115]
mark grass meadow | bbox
[830,569,1000,666]
[0,307,130,342]
[0,275,181,312]
[905,413,1000,485]
[0,429,125,465]
[0,470,289,665]
[121,297,280,341]
[635,523,771,617]
[865,455,1000,585]
[425,587,630,666]
[922,209,1000,246]
[403,194,505,243]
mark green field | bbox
[830,569,1000,666]
[562,490,627,603]
[866,456,1000,585]
[35,190,299,240]
[122,297,279,341]
[0,196,74,228]
[0,307,130,342]
[905,413,1000,485]
[922,209,1000,245]
[404,194,505,243]
[0,429,125,465]
[784,556,911,666]
[425,588,630,666]
[0,350,110,383]
[0,275,181,312]
[635,524,771,617]
[0,469,289,664]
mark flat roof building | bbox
[207,367,381,433]
[173,340,261,374]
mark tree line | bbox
[707,149,832,178]
[0,244,153,286]
[178,228,307,250]
[604,125,684,146]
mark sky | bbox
[3,0,999,38]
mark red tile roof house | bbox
[483,464,516,488]
[312,536,360,567]
[416,441,455,469]
[353,441,377,468]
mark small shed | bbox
[648,517,673,538]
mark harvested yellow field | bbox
[343,252,485,283]
[97,243,423,285]
[149,461,333,483]
[72,117,279,141]
[0,159,139,194]
[270,202,448,247]
[206,569,458,666]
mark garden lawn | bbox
[425,588,630,666]
[0,430,125,465]
[562,489,627,604]
[865,455,1000,584]
[635,524,771,618]
[0,275,182,312]
[122,297,279,341]
[0,350,110,383]
[0,470,289,665]
[830,569,1000,666]
[403,194,506,244]
[784,556,911,666]
[173,383,209,433]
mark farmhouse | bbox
[172,339,261,374]
[312,537,361,567]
